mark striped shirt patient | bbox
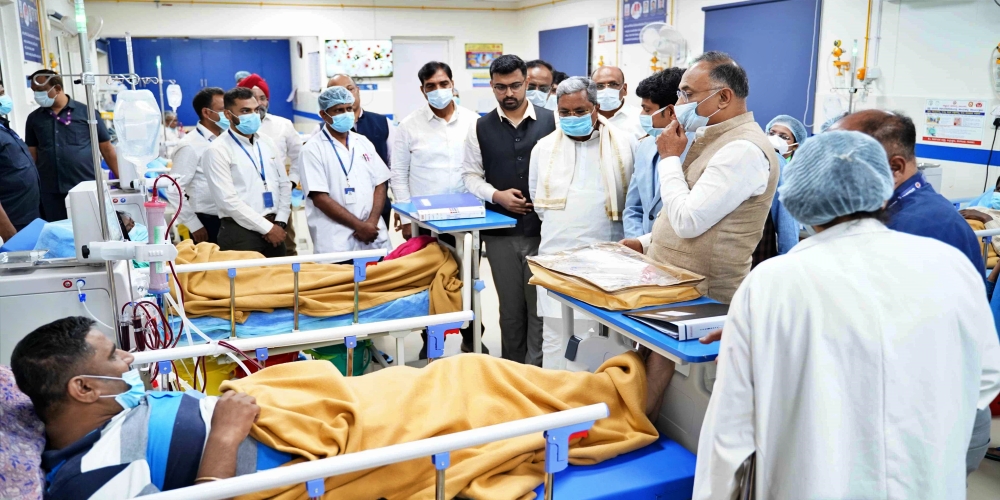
[10,317,282,499]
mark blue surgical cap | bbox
[778,130,894,226]
[819,112,848,133]
[318,86,355,111]
[234,70,251,83]
[766,114,809,144]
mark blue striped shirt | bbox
[41,392,291,499]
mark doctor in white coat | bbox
[694,131,1000,500]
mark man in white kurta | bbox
[529,77,635,370]
[299,87,391,254]
[694,131,1000,499]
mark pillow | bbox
[0,365,45,500]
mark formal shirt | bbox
[694,219,1000,500]
[41,392,290,500]
[529,129,626,318]
[164,126,182,158]
[887,171,984,271]
[170,123,219,232]
[0,118,40,228]
[204,130,292,234]
[259,113,303,184]
[392,104,478,203]
[657,129,769,239]
[606,104,646,140]
[462,101,540,203]
[300,129,391,253]
[24,99,110,194]
[301,110,395,181]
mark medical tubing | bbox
[78,282,114,331]
[151,174,184,235]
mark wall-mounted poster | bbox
[598,17,617,44]
[622,0,667,45]
[923,99,987,146]
[18,0,43,63]
[325,40,393,78]
[466,44,503,69]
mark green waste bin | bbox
[309,340,371,376]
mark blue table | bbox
[392,203,516,353]
[546,290,720,364]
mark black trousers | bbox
[39,192,69,222]
[217,217,286,257]
[196,212,222,244]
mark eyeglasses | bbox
[768,130,794,143]
[492,81,525,94]
[676,87,724,103]
[527,83,552,93]
[595,82,623,91]
[558,109,595,118]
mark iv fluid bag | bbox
[166,84,182,111]
[113,90,162,168]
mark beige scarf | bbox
[534,115,633,220]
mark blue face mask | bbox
[34,90,55,108]
[426,88,454,110]
[640,107,667,137]
[0,95,12,116]
[234,111,262,135]
[526,90,548,109]
[83,368,146,410]
[544,94,558,111]
[560,114,595,137]
[329,111,355,133]
[597,88,623,112]
[990,192,1000,210]
[453,96,461,106]
[674,89,721,131]
[210,109,230,130]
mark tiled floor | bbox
[383,223,1000,495]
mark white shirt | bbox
[164,127,182,158]
[694,219,1000,500]
[171,123,219,232]
[259,113,303,184]
[606,104,646,140]
[204,130,292,234]
[462,101,539,203]
[300,129,391,254]
[529,129,626,318]
[636,124,769,251]
[392,104,479,203]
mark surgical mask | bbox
[34,90,55,108]
[257,104,268,120]
[639,108,666,137]
[210,109,230,130]
[82,368,146,410]
[0,95,12,116]
[426,89,454,110]
[768,134,790,156]
[597,88,623,112]
[329,111,355,133]
[674,89,721,131]
[990,192,1000,210]
[559,114,595,137]
[453,96,461,106]
[527,90,548,109]
[544,94,558,111]
[234,111,262,135]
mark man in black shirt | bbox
[0,80,40,237]
[461,55,556,366]
[25,70,118,221]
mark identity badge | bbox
[263,191,274,208]
[344,187,357,205]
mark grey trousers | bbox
[967,407,993,475]
[483,234,543,366]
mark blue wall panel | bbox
[539,25,591,77]
[703,0,822,132]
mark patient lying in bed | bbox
[10,316,658,500]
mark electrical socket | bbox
[992,105,1000,118]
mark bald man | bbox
[591,66,645,139]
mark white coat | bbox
[694,219,1000,500]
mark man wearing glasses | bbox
[592,66,646,139]
[642,52,781,419]
[525,59,557,111]
[462,54,556,366]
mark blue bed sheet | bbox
[531,436,696,500]
[170,290,429,340]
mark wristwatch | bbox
[274,221,287,229]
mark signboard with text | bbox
[622,0,667,45]
[18,0,43,63]
[922,99,987,146]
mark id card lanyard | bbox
[323,129,358,204]
[229,130,272,208]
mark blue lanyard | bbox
[322,129,354,181]
[228,130,265,183]
[887,175,926,210]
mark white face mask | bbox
[674,89,722,131]
[768,134,790,156]
[527,90,548,109]
[596,88,623,112]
